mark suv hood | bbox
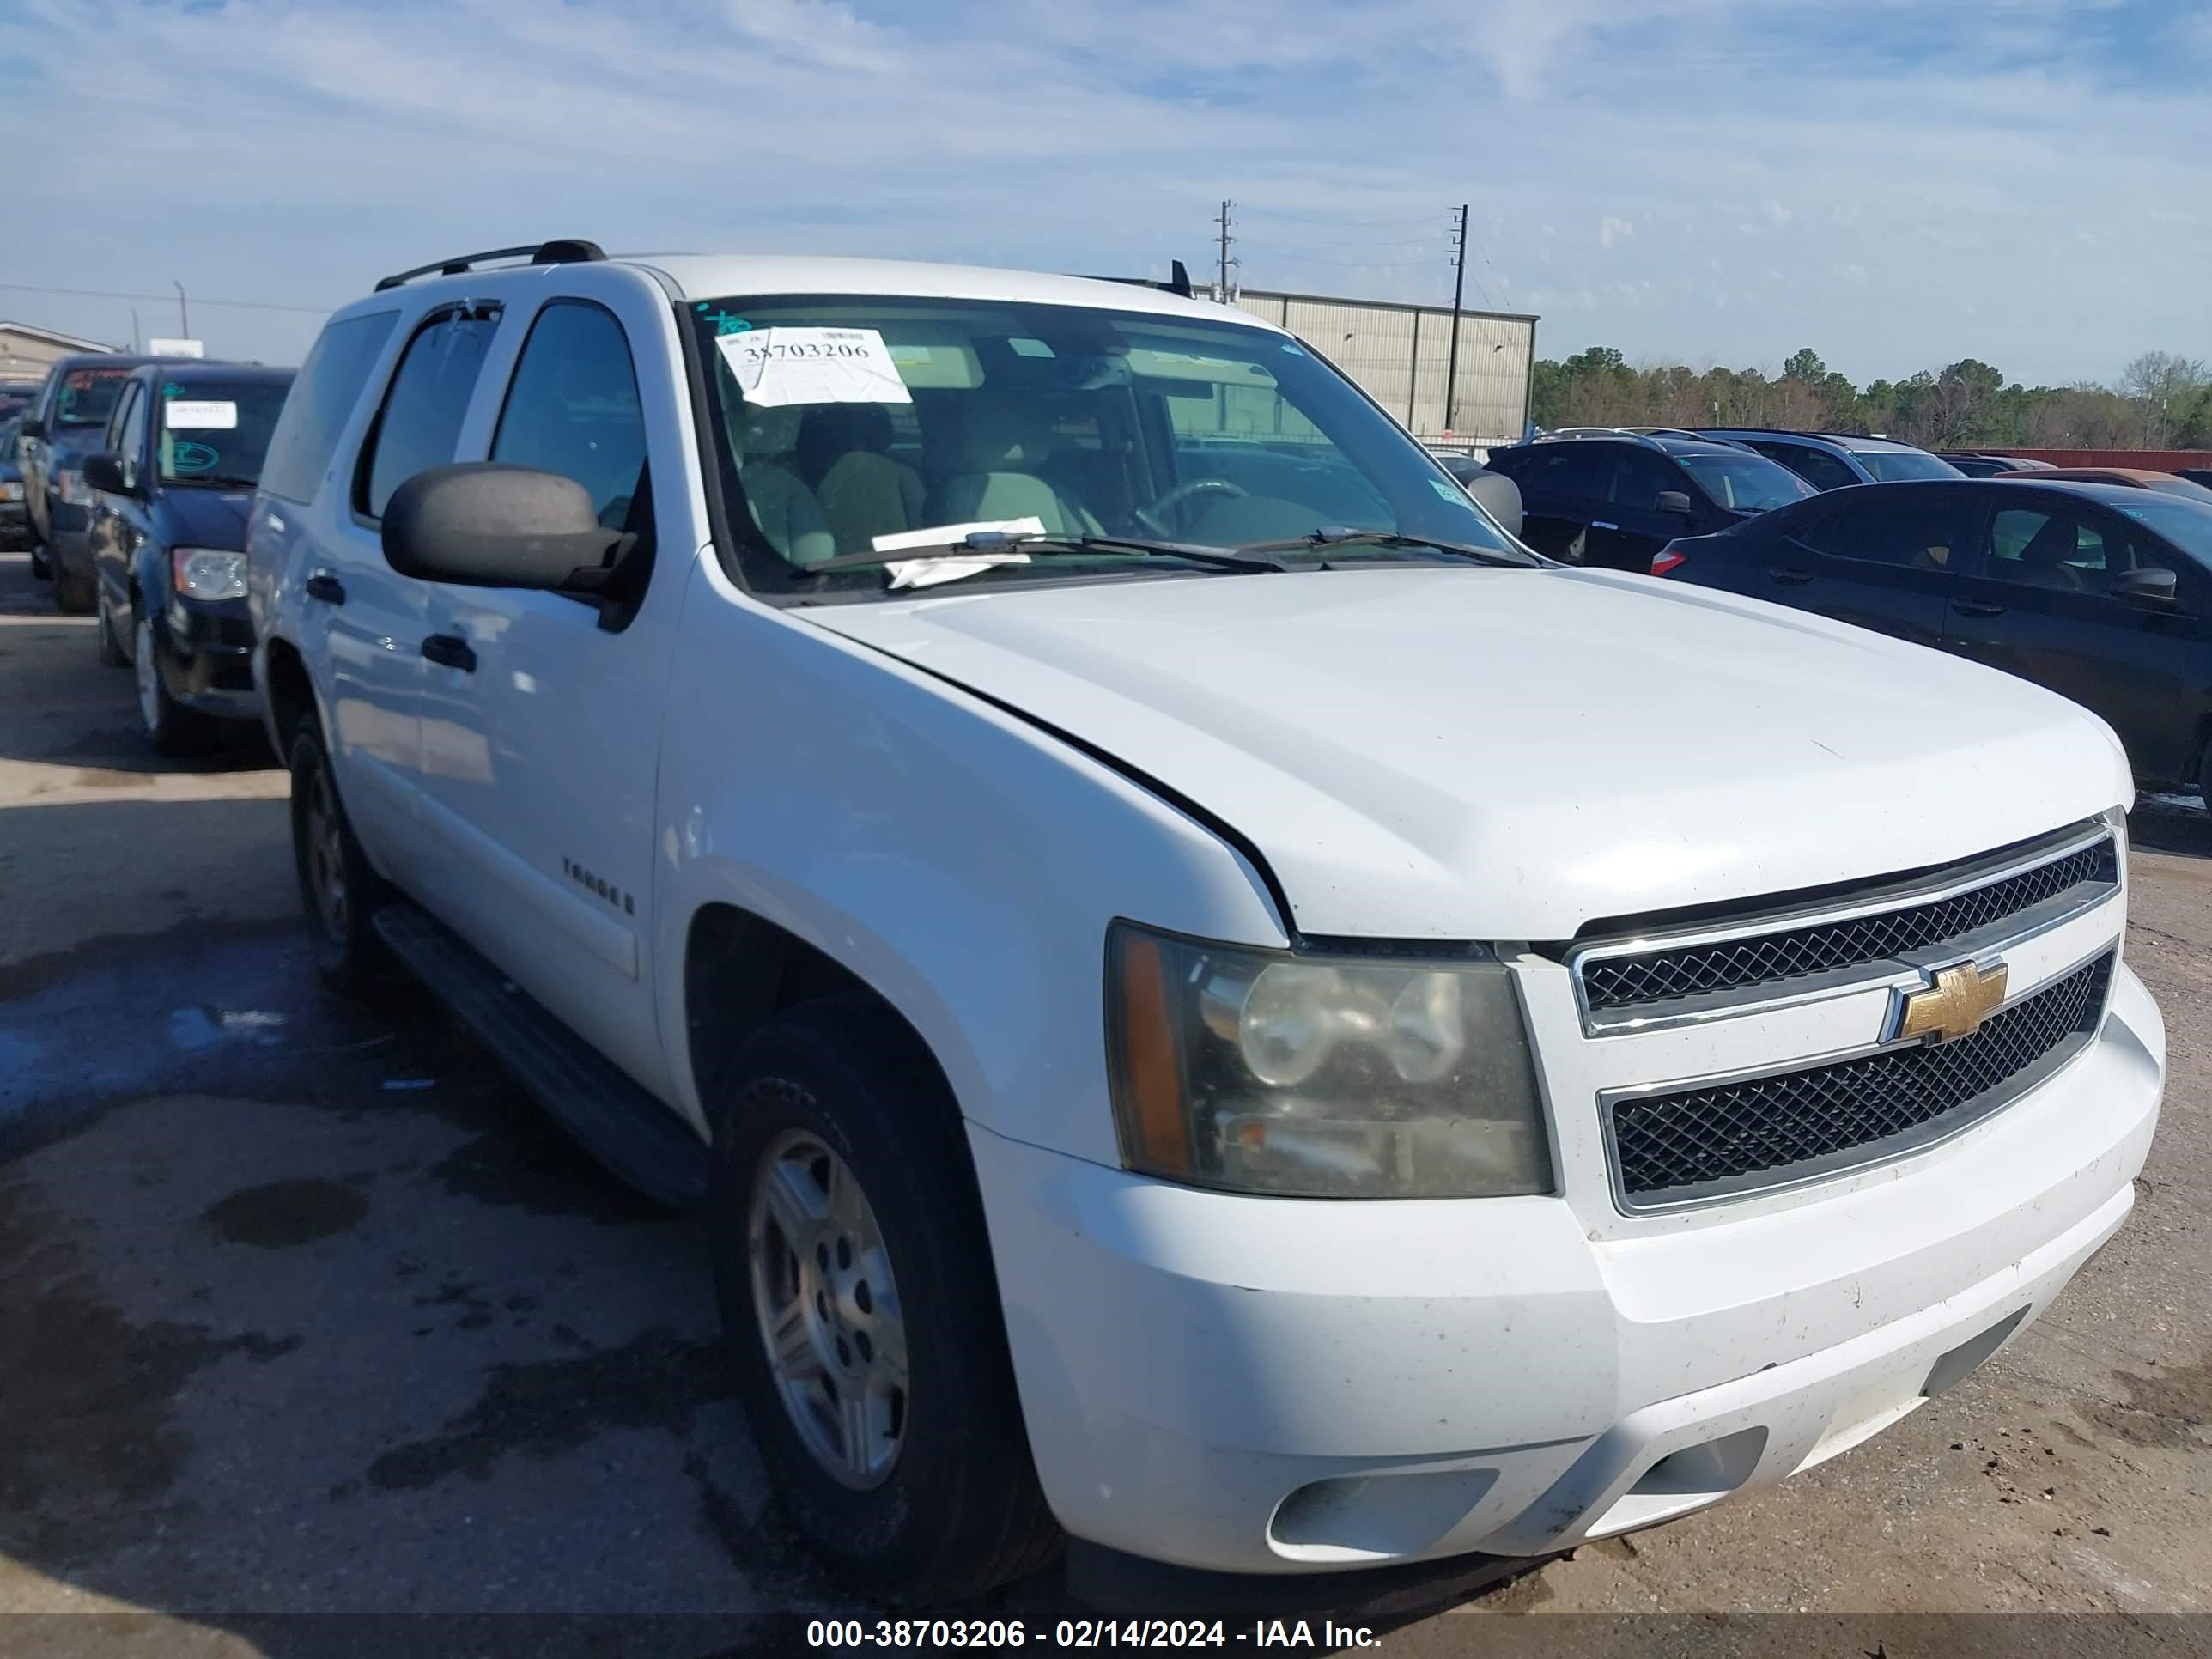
[805,568,2130,940]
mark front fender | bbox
[653,562,1286,1167]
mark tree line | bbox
[1528,347,2212,452]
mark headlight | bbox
[1106,922,1553,1199]
[56,466,86,503]
[173,547,247,601]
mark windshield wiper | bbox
[1234,526,1539,567]
[169,474,259,489]
[803,529,1287,577]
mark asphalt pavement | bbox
[3,544,2209,1658]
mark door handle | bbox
[1591,520,1620,532]
[1765,566,1814,586]
[1951,599,2006,617]
[421,633,477,672]
[304,572,346,605]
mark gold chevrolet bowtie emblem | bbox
[1896,959,2009,1044]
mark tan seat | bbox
[726,398,834,566]
[800,405,927,554]
[927,401,1100,536]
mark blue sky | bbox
[3,0,2206,386]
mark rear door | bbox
[1942,495,2196,780]
[1751,487,1966,646]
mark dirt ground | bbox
[3,544,2209,1658]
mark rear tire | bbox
[708,994,1060,1604]
[289,726,392,991]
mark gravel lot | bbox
[3,544,2209,1657]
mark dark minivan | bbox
[83,362,295,752]
[1654,478,2212,791]
[1482,430,1814,570]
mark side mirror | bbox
[1460,469,1524,539]
[17,416,44,442]
[382,463,621,589]
[2113,567,2179,605]
[82,451,131,496]
[1655,489,1695,517]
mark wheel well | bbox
[262,637,317,759]
[684,905,952,1115]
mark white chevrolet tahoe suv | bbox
[249,240,2164,1605]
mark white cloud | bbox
[0,0,2202,386]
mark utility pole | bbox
[1215,200,1237,302]
[1443,204,1469,436]
[172,279,189,337]
[129,307,141,352]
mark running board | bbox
[373,902,709,1210]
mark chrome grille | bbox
[1607,950,2113,1211]
[1579,834,2117,1015]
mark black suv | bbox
[1481,430,1815,570]
[1653,478,2212,790]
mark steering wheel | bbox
[1133,477,1249,537]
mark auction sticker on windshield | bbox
[715,326,911,408]
[165,401,239,430]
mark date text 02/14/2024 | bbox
[805,1620,1381,1649]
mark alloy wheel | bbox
[747,1129,909,1489]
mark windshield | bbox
[54,366,131,428]
[2145,476,2212,504]
[1856,448,1960,483]
[155,379,292,486]
[2118,498,2212,563]
[1676,450,1817,512]
[689,294,1523,596]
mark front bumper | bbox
[973,962,2162,1576]
[156,597,258,717]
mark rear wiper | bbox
[804,529,1287,577]
[1235,526,1538,567]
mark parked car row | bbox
[220,240,2159,1607]
[9,352,295,752]
[1651,476,2212,793]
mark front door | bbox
[1942,498,2196,781]
[88,380,149,634]
[410,278,688,1099]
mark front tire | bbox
[289,726,392,991]
[135,611,218,756]
[95,586,128,666]
[708,995,1060,1604]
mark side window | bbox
[1755,442,1857,493]
[1984,506,2140,593]
[1525,445,1607,501]
[261,310,401,505]
[1826,495,1969,571]
[357,307,501,520]
[112,385,148,490]
[1607,451,1680,510]
[1782,505,1840,556]
[489,302,647,531]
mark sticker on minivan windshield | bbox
[716,326,912,408]
[165,400,238,430]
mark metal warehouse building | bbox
[1224,288,1538,448]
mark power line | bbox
[1237,245,1449,270]
[0,281,331,316]
[1238,208,1448,228]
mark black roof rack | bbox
[1076,258,1196,299]
[374,239,607,293]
